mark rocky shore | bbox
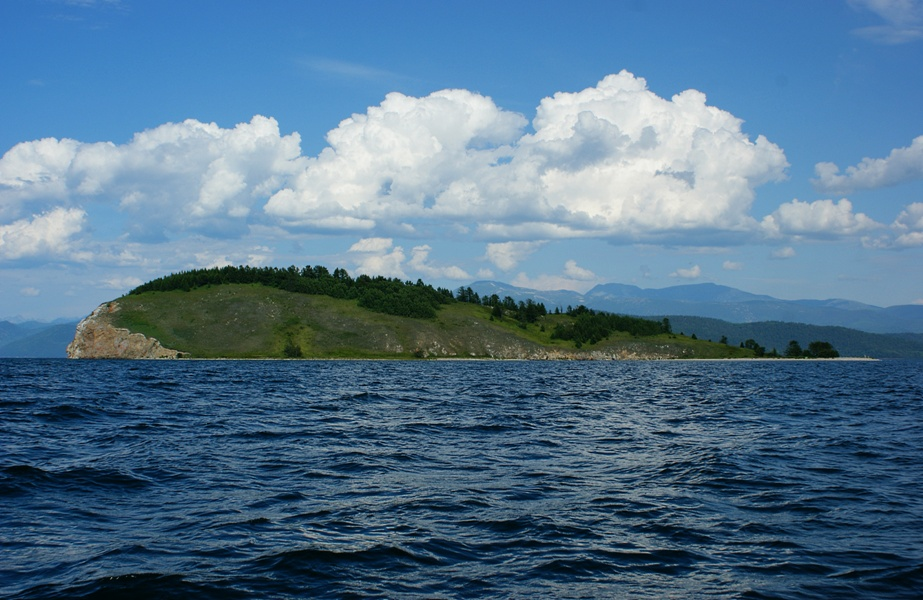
[66,302,184,359]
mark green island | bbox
[70,265,840,360]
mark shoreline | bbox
[58,355,881,362]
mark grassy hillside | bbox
[108,284,755,359]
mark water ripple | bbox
[1,358,922,599]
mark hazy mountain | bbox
[662,316,923,359]
[467,281,923,334]
[0,321,78,358]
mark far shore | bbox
[101,355,881,362]
[667,356,879,362]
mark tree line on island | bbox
[129,265,839,357]
[130,264,454,319]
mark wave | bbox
[13,572,248,600]
[3,359,922,599]
[0,464,153,496]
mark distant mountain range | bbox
[0,320,78,358]
[468,281,923,334]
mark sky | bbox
[2,0,923,321]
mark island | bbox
[66,265,831,360]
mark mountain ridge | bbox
[0,320,78,358]
[468,280,923,334]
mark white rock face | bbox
[66,302,183,359]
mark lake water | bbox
[1,358,922,599]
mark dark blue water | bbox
[1,359,922,599]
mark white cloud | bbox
[0,137,80,217]
[0,73,801,277]
[888,202,923,247]
[298,57,401,82]
[352,247,406,279]
[891,231,923,247]
[722,260,744,270]
[194,253,234,269]
[507,72,788,240]
[408,245,470,280]
[761,198,882,238]
[893,201,923,230]
[346,236,406,278]
[265,71,788,242]
[771,246,797,259]
[264,88,527,230]
[0,207,87,261]
[101,276,143,290]
[813,135,923,193]
[563,259,596,281]
[246,246,273,266]
[349,237,394,253]
[485,241,544,271]
[510,259,599,292]
[20,287,40,297]
[108,239,267,273]
[511,272,593,293]
[670,264,702,279]
[0,115,306,238]
[849,0,923,44]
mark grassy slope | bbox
[110,284,756,359]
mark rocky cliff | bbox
[66,302,184,359]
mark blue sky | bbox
[2,0,923,321]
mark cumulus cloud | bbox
[192,253,234,269]
[0,137,80,215]
[246,246,273,266]
[0,73,797,274]
[0,115,305,238]
[485,241,544,271]
[890,231,923,247]
[264,88,527,229]
[813,135,923,194]
[670,264,702,279]
[889,202,923,247]
[761,198,882,238]
[849,0,923,44]
[563,259,596,281]
[408,245,470,280]
[894,202,923,230]
[347,237,407,279]
[507,72,788,240]
[507,260,597,292]
[349,237,394,253]
[265,71,788,242]
[0,207,87,261]
[722,260,744,270]
[20,287,40,297]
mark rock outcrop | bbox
[67,302,184,359]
